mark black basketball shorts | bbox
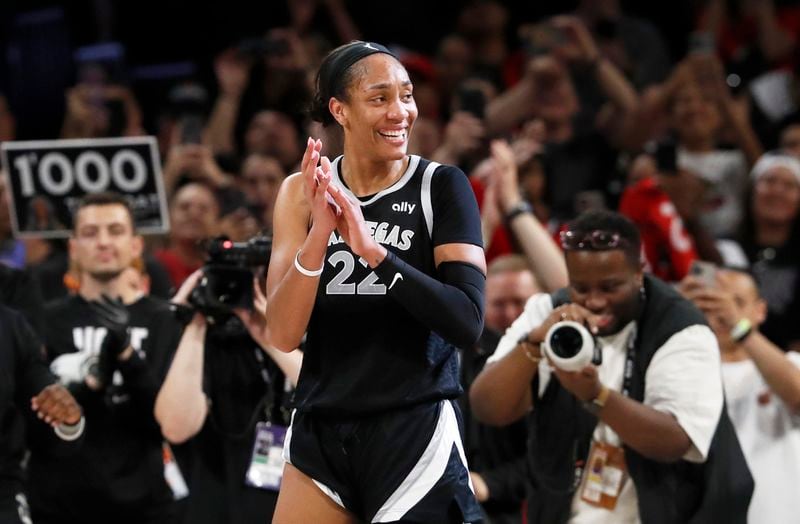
[283,399,483,523]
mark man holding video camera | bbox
[471,210,752,523]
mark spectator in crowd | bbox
[60,80,144,139]
[471,210,752,523]
[456,0,510,85]
[243,110,304,172]
[161,142,235,199]
[433,34,475,111]
[697,0,798,79]
[486,16,639,220]
[0,303,84,524]
[461,254,540,524]
[30,236,174,302]
[780,121,800,158]
[637,53,763,237]
[680,267,800,524]
[573,0,671,90]
[155,182,220,289]
[619,149,724,282]
[27,192,184,524]
[239,152,288,234]
[477,139,568,290]
[730,152,800,351]
[205,27,319,166]
[155,270,302,524]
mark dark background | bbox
[0,0,697,139]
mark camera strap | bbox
[621,324,638,398]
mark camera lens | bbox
[549,325,584,359]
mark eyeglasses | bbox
[560,230,629,251]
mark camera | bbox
[189,235,272,323]
[542,321,602,372]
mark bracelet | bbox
[504,201,533,224]
[518,334,542,365]
[730,318,753,343]
[54,416,86,442]
[294,250,324,277]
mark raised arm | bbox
[490,139,567,291]
[266,138,339,352]
[205,50,251,156]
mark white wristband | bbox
[294,250,324,277]
[54,415,85,441]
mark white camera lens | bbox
[543,320,596,372]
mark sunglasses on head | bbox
[560,229,629,251]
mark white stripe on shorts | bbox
[371,400,472,523]
[282,409,346,509]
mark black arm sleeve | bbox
[373,252,485,348]
[372,163,485,348]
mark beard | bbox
[89,268,125,282]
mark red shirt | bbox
[153,249,201,289]
[619,177,698,282]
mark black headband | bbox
[319,41,396,96]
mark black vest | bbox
[525,275,753,524]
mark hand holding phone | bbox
[690,261,717,288]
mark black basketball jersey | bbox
[293,155,483,416]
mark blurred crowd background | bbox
[3,0,799,349]
[2,1,800,521]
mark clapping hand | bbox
[88,294,132,389]
[31,384,82,427]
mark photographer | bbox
[470,210,752,523]
[155,245,301,524]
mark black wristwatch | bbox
[504,201,533,224]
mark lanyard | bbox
[621,324,638,398]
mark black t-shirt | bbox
[0,305,54,489]
[28,294,183,521]
[743,235,800,348]
[174,323,291,524]
[294,156,483,416]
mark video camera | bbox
[189,235,272,323]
